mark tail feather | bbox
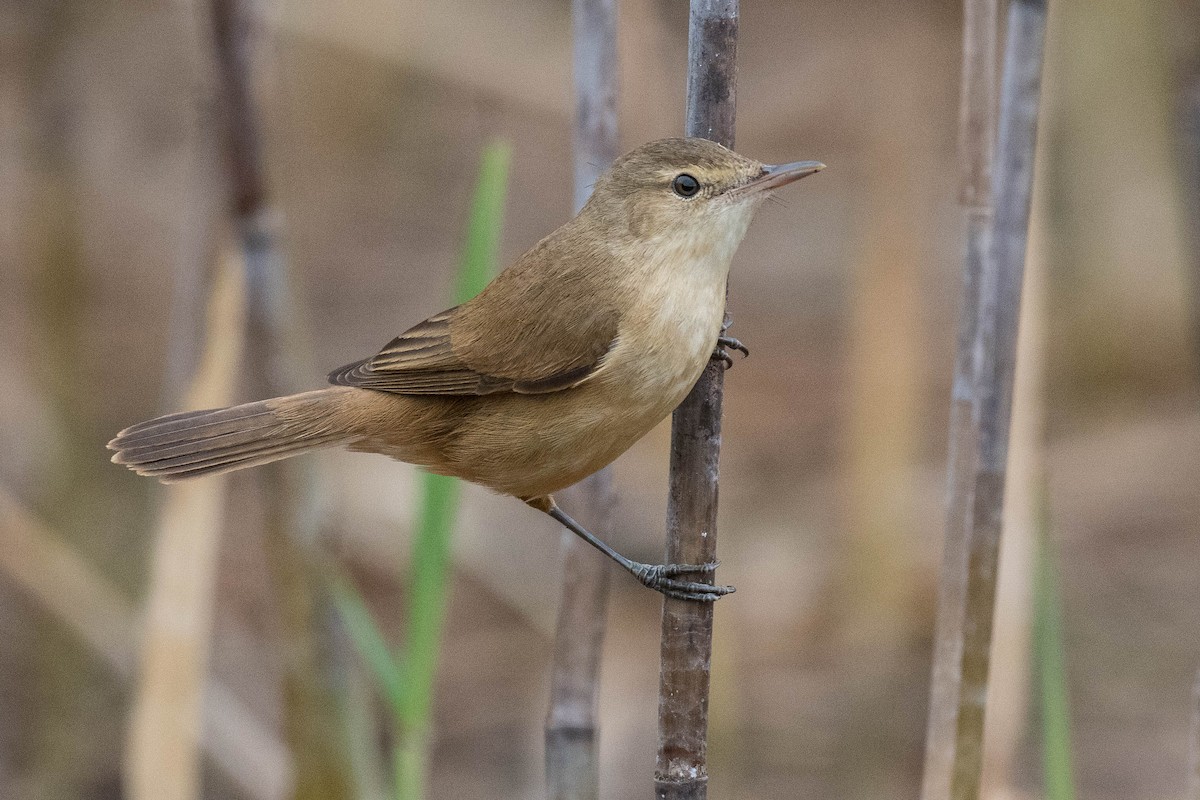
[157,438,347,481]
[133,435,349,480]
[116,409,278,450]
[109,394,352,482]
[117,420,283,462]
[116,403,271,436]
[122,431,348,476]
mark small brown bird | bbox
[110,137,823,601]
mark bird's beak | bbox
[733,160,825,197]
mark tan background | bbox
[2,0,1199,797]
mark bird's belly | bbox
[430,389,654,498]
[440,303,723,498]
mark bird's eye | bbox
[672,173,700,197]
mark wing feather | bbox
[328,303,617,396]
[328,233,621,397]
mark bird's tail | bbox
[108,389,354,482]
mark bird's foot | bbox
[629,561,734,602]
[711,335,749,369]
[719,335,749,357]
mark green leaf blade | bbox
[330,571,407,724]
[390,139,510,800]
[1034,511,1077,800]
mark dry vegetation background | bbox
[2,0,1199,798]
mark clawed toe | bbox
[630,561,734,602]
[659,561,719,577]
[661,587,734,602]
[710,349,734,368]
[711,336,749,370]
[658,577,735,602]
[717,335,749,357]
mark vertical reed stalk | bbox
[655,2,736,798]
[122,12,236,791]
[544,2,619,798]
[923,0,1049,798]
[1177,14,1200,372]
[126,248,244,800]
[1173,28,1200,794]
[208,0,354,796]
[981,199,1047,795]
[921,0,998,793]
[952,3,1047,795]
[546,475,615,800]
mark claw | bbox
[710,349,734,369]
[717,335,749,357]
[661,588,731,602]
[711,335,749,370]
[630,562,734,602]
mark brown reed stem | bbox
[124,12,241,787]
[208,1,353,797]
[546,475,616,800]
[126,247,244,800]
[921,0,998,793]
[923,0,1048,798]
[1176,21,1200,373]
[546,3,619,796]
[655,2,736,798]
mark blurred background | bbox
[2,0,1199,798]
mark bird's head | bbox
[584,137,824,244]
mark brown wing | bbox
[328,308,506,394]
[328,240,621,396]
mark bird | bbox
[109,137,824,601]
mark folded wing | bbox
[328,244,621,396]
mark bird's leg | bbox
[526,496,734,602]
[710,312,749,369]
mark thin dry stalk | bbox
[0,486,294,800]
[921,0,998,793]
[210,0,266,219]
[0,488,138,676]
[569,0,619,215]
[546,3,619,796]
[126,249,244,800]
[979,205,1047,796]
[208,0,354,796]
[546,475,615,800]
[952,3,1047,795]
[924,0,1049,798]
[1178,29,1200,371]
[655,2,736,798]
[123,5,236,795]
[202,684,294,800]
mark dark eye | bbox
[672,173,700,197]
